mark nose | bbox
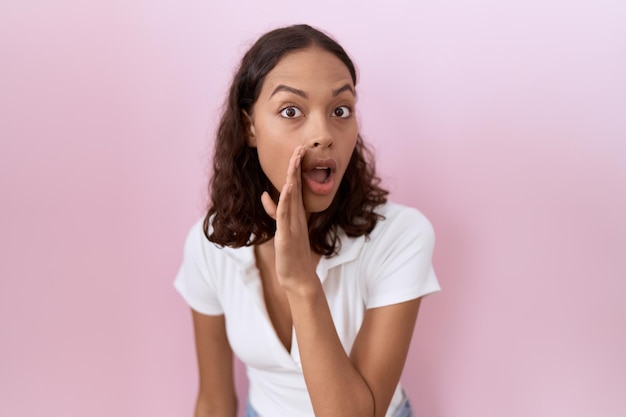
[307,114,333,149]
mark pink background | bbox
[1,1,625,416]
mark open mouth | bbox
[306,167,332,184]
[301,158,337,195]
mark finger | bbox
[289,146,305,209]
[295,146,305,196]
[279,147,299,216]
[275,183,292,227]
[285,145,303,186]
[276,146,306,231]
[261,191,278,220]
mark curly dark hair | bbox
[205,24,388,256]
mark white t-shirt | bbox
[174,202,440,417]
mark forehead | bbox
[261,47,354,95]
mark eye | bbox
[280,106,303,118]
[332,106,351,118]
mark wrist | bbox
[282,273,322,301]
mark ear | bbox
[242,110,257,147]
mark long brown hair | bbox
[205,24,388,256]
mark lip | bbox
[303,158,337,173]
[301,157,338,196]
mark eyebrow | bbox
[332,84,355,97]
[269,83,355,99]
[270,85,307,99]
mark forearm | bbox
[286,280,374,417]
[191,311,238,417]
[194,392,237,417]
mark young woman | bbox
[174,24,440,417]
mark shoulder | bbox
[182,217,254,269]
[369,202,435,245]
[354,202,440,307]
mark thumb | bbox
[261,191,277,220]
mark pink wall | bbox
[1,1,624,416]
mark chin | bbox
[302,193,336,214]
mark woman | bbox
[174,24,440,417]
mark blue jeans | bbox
[245,390,413,417]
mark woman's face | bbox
[246,46,358,214]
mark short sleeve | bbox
[173,220,224,315]
[364,206,440,309]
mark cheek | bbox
[339,126,359,155]
[255,115,297,147]
[254,126,295,190]
[336,119,358,141]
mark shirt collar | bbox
[220,227,366,275]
